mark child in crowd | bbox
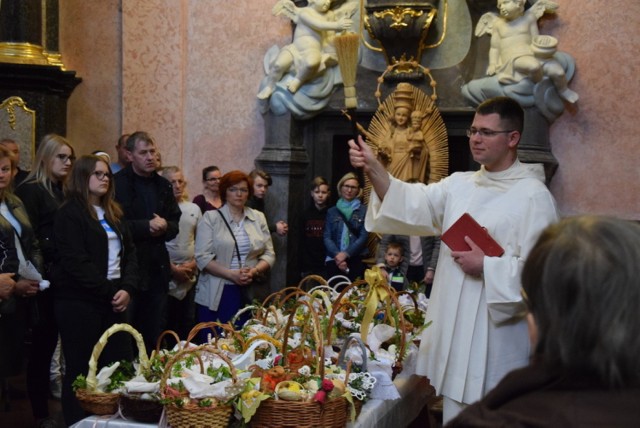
[382,241,407,291]
[300,176,330,278]
[247,169,288,236]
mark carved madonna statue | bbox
[366,82,448,185]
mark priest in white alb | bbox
[348,96,559,423]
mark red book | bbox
[441,213,504,257]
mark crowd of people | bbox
[2,94,638,428]
[0,130,379,428]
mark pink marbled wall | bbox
[61,0,640,218]
[119,0,290,196]
[122,0,185,169]
[60,0,122,152]
[181,1,290,197]
[543,0,640,218]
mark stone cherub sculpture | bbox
[257,0,356,111]
[462,0,578,122]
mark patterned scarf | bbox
[336,198,361,250]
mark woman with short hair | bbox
[194,170,274,334]
[323,172,368,281]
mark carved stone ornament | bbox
[0,96,36,171]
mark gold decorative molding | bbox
[43,51,66,69]
[0,42,67,69]
[0,96,37,171]
[0,42,49,65]
[374,7,424,30]
[364,2,442,77]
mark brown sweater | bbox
[447,362,640,428]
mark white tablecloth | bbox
[70,415,157,428]
[349,373,431,428]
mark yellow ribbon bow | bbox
[360,266,393,343]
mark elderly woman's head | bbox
[522,215,640,388]
[219,170,253,204]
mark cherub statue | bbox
[476,0,578,103]
[257,0,355,101]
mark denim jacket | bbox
[323,204,368,259]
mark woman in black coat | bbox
[52,155,138,425]
[15,134,74,427]
[0,145,42,385]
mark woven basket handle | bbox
[86,323,149,391]
[160,344,237,394]
[153,329,182,358]
[185,321,244,350]
[281,299,324,378]
[297,274,328,291]
[260,286,299,308]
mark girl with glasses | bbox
[51,155,138,425]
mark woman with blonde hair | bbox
[52,155,138,425]
[323,172,368,281]
[16,134,75,428]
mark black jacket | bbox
[0,193,43,377]
[15,180,64,269]
[0,193,42,274]
[114,165,181,291]
[52,198,138,304]
[447,361,640,428]
[0,193,43,311]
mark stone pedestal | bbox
[0,62,81,141]
[519,107,558,185]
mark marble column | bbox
[0,0,80,142]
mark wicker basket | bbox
[329,278,408,377]
[250,299,349,428]
[161,345,237,428]
[120,393,163,423]
[251,395,349,428]
[75,388,120,416]
[75,323,150,415]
